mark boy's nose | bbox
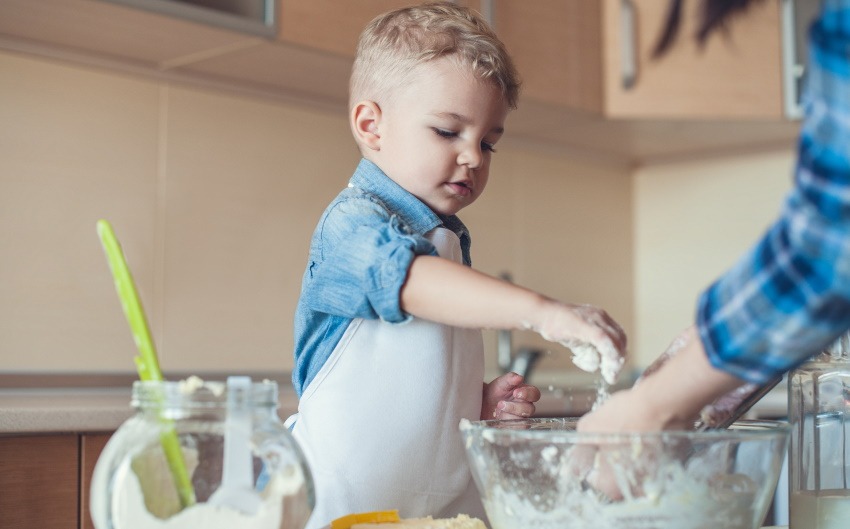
[457,143,483,169]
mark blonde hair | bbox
[350,2,520,110]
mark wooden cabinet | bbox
[0,0,800,162]
[494,0,785,119]
[277,0,418,57]
[0,435,79,529]
[0,433,111,529]
[81,434,112,529]
[276,0,485,56]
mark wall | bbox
[632,150,795,368]
[0,49,633,382]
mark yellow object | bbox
[331,511,401,529]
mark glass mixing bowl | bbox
[461,418,788,529]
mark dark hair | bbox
[653,0,765,58]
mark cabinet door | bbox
[602,0,784,118]
[0,435,79,529]
[80,434,113,529]
[278,0,484,57]
[494,0,784,119]
[494,0,606,112]
[278,0,423,56]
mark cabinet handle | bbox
[480,0,495,28]
[780,0,805,119]
[620,0,638,90]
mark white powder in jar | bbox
[109,454,305,529]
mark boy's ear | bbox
[350,100,382,151]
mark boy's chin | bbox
[429,198,474,217]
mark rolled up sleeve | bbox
[303,196,437,323]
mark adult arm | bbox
[697,0,850,384]
[581,1,850,431]
[579,326,743,431]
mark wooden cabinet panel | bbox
[0,435,79,529]
[601,0,784,118]
[495,0,784,119]
[495,0,605,112]
[0,0,255,67]
[80,434,112,529]
[277,0,484,57]
[0,0,800,161]
[278,0,419,56]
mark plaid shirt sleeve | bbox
[696,0,850,384]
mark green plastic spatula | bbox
[96,219,196,509]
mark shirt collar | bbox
[349,159,473,265]
[349,158,442,235]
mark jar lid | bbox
[131,377,279,410]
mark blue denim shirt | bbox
[292,159,473,396]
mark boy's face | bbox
[369,57,509,217]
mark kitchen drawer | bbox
[0,434,79,529]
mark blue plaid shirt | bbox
[697,0,850,384]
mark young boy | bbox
[290,3,628,527]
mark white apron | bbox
[291,227,486,529]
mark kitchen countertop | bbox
[0,387,136,433]
[0,372,789,435]
[0,372,299,434]
[0,373,598,434]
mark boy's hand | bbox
[481,372,541,420]
[532,301,627,384]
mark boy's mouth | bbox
[447,181,473,197]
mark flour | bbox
[480,456,759,529]
[563,341,623,386]
[461,420,764,529]
[108,452,305,529]
[521,321,623,385]
[178,376,225,397]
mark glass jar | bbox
[90,378,313,529]
[788,336,850,529]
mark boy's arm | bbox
[400,255,627,383]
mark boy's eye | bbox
[432,128,497,153]
[432,128,457,139]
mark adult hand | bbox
[637,325,764,430]
[481,372,541,420]
[531,301,627,385]
[579,325,745,433]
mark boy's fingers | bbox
[495,399,535,419]
[512,384,541,402]
[491,371,524,393]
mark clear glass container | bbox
[788,336,850,529]
[462,418,789,529]
[90,378,313,529]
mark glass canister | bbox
[90,377,313,529]
[788,335,850,529]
